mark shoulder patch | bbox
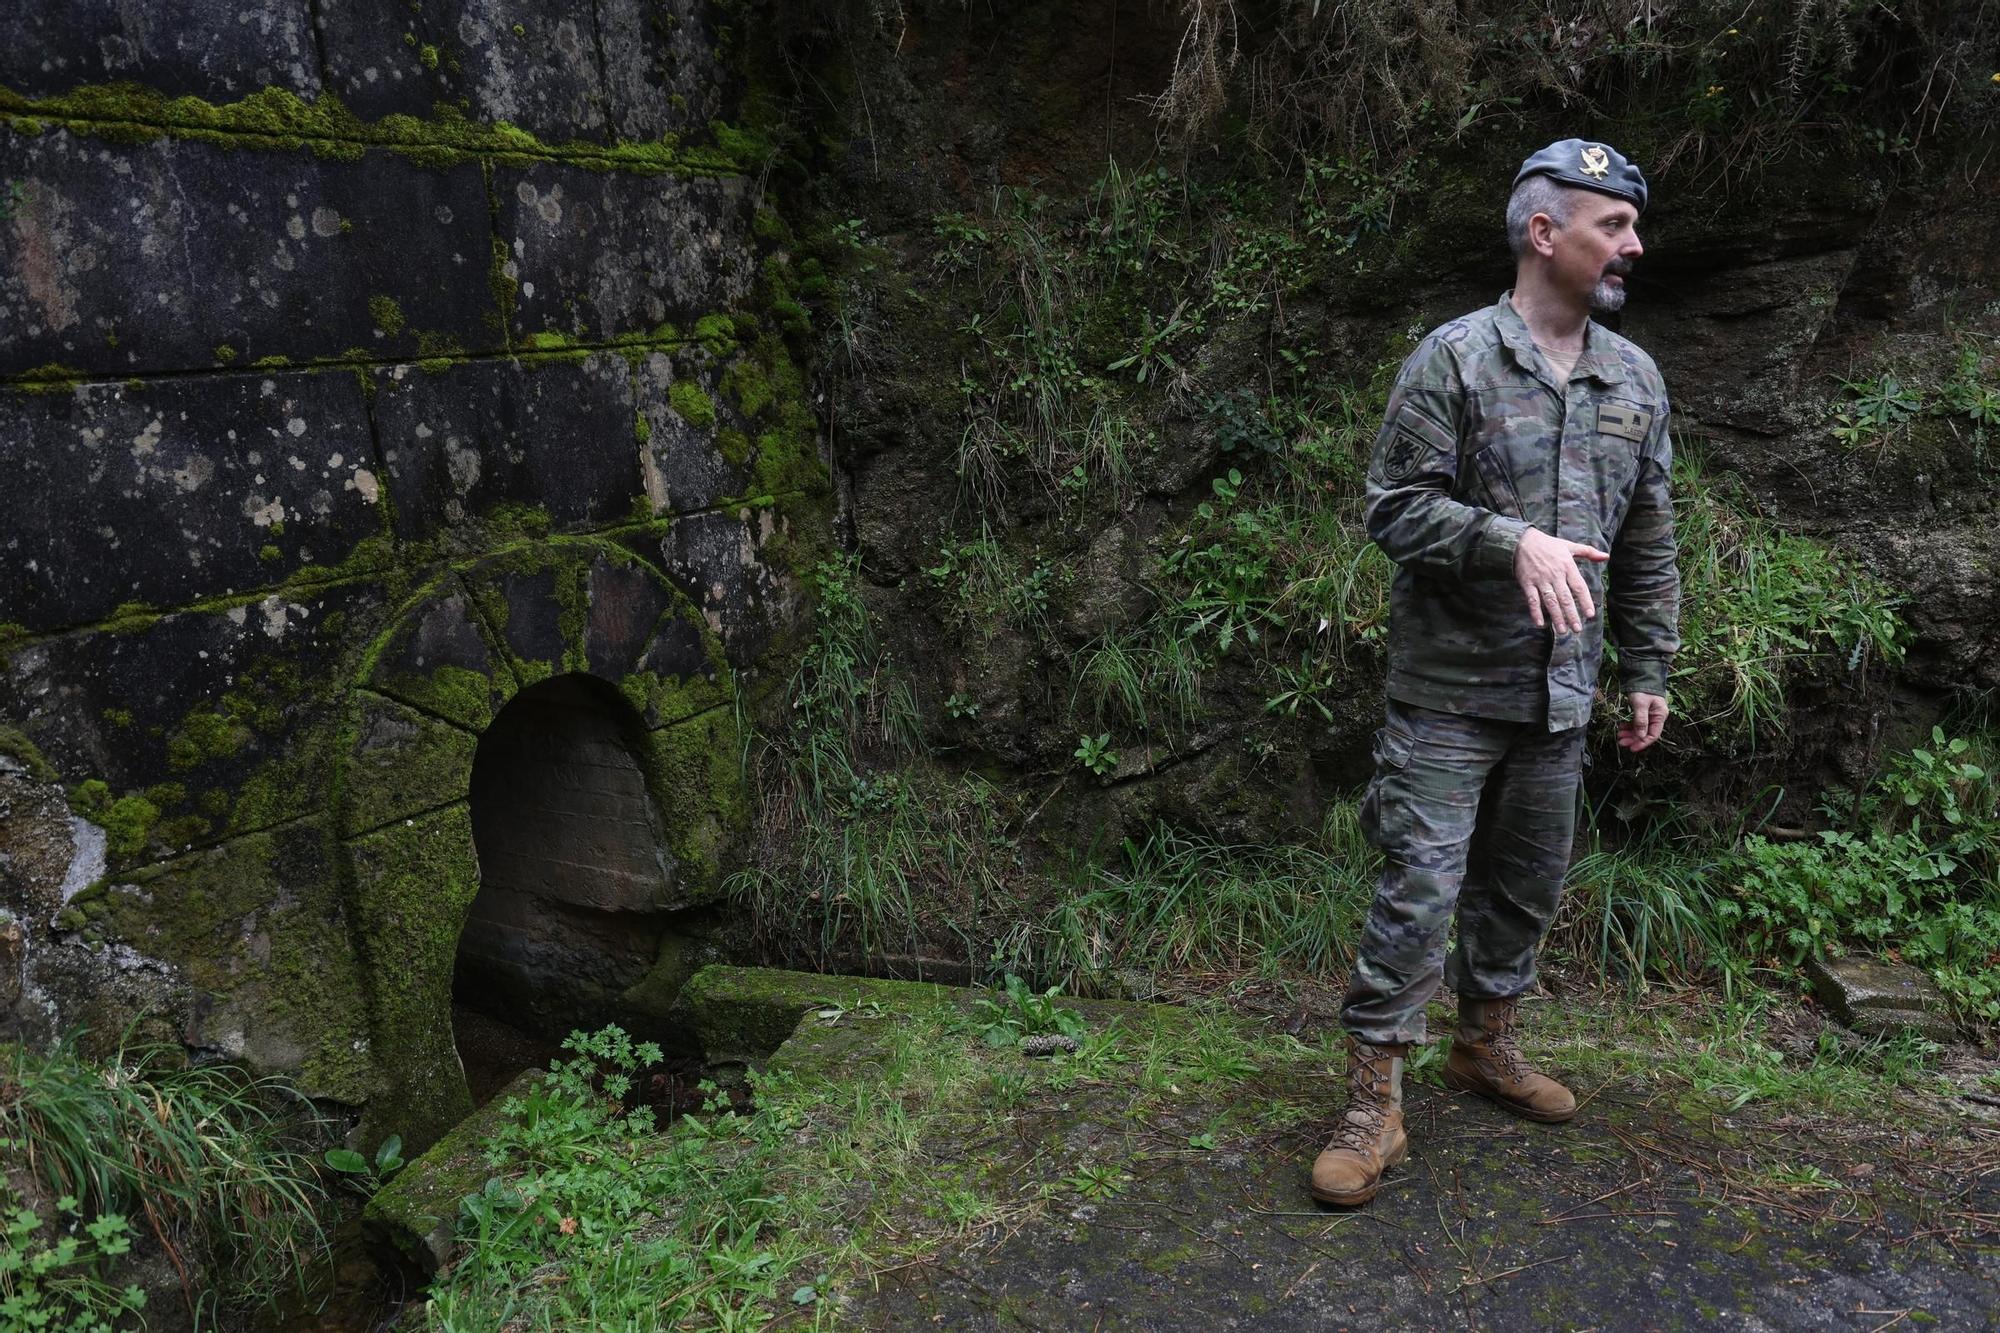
[1383,429,1428,481]
[1382,403,1456,482]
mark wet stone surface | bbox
[499,164,755,343]
[847,1079,2000,1332]
[0,372,380,631]
[312,0,722,140]
[372,354,643,546]
[0,0,321,101]
[0,579,384,853]
[0,130,495,376]
[597,0,725,141]
[634,506,803,670]
[314,0,589,137]
[634,348,747,513]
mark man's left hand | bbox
[1618,692,1668,752]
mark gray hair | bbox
[1505,175,1575,258]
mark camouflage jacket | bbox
[1363,293,1680,731]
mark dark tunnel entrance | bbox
[454,673,677,1101]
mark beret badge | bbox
[1512,137,1648,211]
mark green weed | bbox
[1072,732,1119,778]
[1672,998,1943,1114]
[322,1134,405,1198]
[1941,339,2000,427]
[1556,808,1728,986]
[732,555,1025,973]
[1828,373,1922,448]
[1036,816,1376,990]
[966,975,1089,1049]
[1,1196,146,1330]
[1,1036,328,1325]
[1671,448,1906,749]
[1720,726,2000,1019]
[1072,629,1205,736]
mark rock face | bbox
[0,5,829,1151]
[791,3,2000,860]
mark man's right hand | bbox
[1514,527,1609,634]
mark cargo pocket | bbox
[1359,722,1416,854]
[1470,445,1527,521]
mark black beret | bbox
[1512,138,1648,212]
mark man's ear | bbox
[1528,212,1561,257]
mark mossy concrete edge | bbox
[362,1066,541,1273]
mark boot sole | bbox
[1308,1138,1408,1208]
[1442,1066,1576,1123]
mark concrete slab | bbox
[1809,955,1959,1044]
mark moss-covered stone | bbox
[636,706,748,902]
[671,964,960,1064]
[345,803,482,1152]
[63,822,374,1101]
[668,378,717,428]
[0,727,59,785]
[340,692,482,837]
[68,783,158,859]
[0,84,758,178]
[363,1067,541,1272]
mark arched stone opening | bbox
[453,673,678,1094]
[336,547,751,1149]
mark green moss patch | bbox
[637,706,748,902]
[368,295,406,337]
[340,692,481,837]
[0,726,59,785]
[345,803,482,1151]
[0,84,758,177]
[667,379,717,429]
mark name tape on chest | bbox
[1596,402,1653,443]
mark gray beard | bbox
[1590,278,1627,314]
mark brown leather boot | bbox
[1310,1035,1408,1206]
[1443,995,1576,1123]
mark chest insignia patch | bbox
[1597,402,1652,443]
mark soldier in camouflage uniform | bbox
[1312,140,1680,1207]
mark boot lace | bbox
[1332,1045,1392,1150]
[1480,1003,1531,1081]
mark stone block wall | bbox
[0,0,829,1148]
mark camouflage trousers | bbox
[1341,698,1585,1045]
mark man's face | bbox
[1545,192,1643,314]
